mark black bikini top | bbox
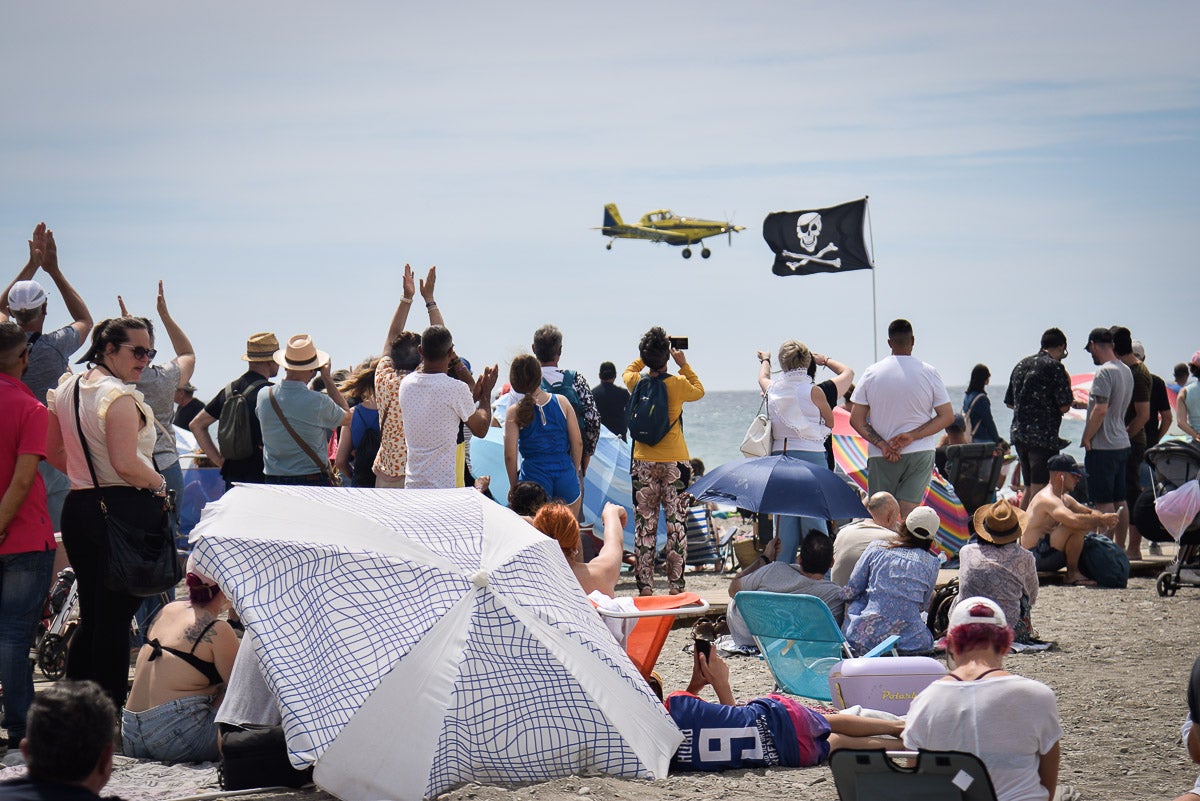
[146,618,223,686]
[948,667,1005,681]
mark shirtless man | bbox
[1022,453,1118,585]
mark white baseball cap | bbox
[949,596,1008,630]
[7,280,47,311]
[905,506,940,540]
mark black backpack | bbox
[626,374,678,445]
[216,379,267,461]
[351,406,383,488]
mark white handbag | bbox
[740,396,772,458]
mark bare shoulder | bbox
[184,609,223,643]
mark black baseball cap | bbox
[1046,453,1085,477]
[1084,327,1113,352]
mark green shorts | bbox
[867,450,936,504]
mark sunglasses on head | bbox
[118,344,157,360]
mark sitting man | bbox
[2,681,124,800]
[727,530,844,649]
[830,491,901,585]
[1021,453,1118,585]
[662,647,903,771]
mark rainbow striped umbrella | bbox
[831,408,969,558]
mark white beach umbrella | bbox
[190,485,681,801]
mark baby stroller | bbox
[1146,440,1200,597]
[33,566,80,680]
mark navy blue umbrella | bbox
[689,454,867,519]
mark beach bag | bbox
[217,379,268,461]
[72,378,181,597]
[963,393,984,443]
[219,724,313,791]
[740,396,772,457]
[626,374,677,446]
[1078,533,1131,588]
[1154,480,1200,540]
[541,369,587,425]
[351,405,383,488]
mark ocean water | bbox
[681,386,1087,471]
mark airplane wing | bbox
[595,224,689,244]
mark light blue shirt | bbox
[257,380,346,477]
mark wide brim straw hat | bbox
[242,332,281,362]
[274,334,329,371]
[973,498,1027,545]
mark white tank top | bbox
[766,370,829,453]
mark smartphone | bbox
[669,336,689,350]
[694,638,711,658]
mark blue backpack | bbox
[1078,533,1131,588]
[626,374,679,445]
[541,369,586,424]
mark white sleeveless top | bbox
[766,370,830,453]
[48,371,158,489]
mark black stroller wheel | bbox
[1157,572,1177,598]
[38,632,69,680]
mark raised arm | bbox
[319,363,353,426]
[40,228,93,341]
[381,264,416,354]
[465,364,498,438]
[155,281,196,386]
[419,266,445,328]
[757,350,772,393]
[587,503,627,593]
[1,223,44,319]
[816,354,855,396]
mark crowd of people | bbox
[3,221,1200,800]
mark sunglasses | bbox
[118,344,157,361]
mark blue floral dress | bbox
[842,542,940,654]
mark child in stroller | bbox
[1146,440,1200,596]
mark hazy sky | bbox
[3,2,1198,396]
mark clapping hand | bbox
[419,266,437,302]
[402,264,415,301]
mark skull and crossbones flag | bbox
[763,198,872,276]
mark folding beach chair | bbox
[683,506,722,570]
[595,593,710,680]
[830,749,998,801]
[734,591,899,702]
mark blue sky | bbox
[3,2,1198,395]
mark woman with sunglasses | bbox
[45,316,171,712]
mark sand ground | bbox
[223,562,1200,801]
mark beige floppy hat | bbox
[274,334,329,371]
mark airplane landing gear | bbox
[605,242,612,251]
[701,247,711,259]
[681,248,692,259]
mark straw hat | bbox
[274,334,329,371]
[241,332,281,362]
[973,498,1027,545]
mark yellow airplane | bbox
[598,203,745,259]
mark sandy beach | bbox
[210,565,1200,801]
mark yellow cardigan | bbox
[622,359,705,462]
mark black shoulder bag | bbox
[73,376,182,596]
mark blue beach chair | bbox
[734,591,899,702]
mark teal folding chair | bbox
[734,591,899,702]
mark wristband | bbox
[426,301,438,310]
[400,297,413,305]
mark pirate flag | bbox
[763,198,872,276]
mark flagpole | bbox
[865,196,877,361]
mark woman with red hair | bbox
[904,596,1062,801]
[533,501,626,597]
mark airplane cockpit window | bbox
[662,211,674,219]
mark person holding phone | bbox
[660,648,904,771]
[623,326,705,596]
[757,339,834,564]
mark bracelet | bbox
[400,297,413,305]
[760,358,770,364]
[426,301,438,309]
[151,476,167,495]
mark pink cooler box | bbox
[827,656,947,715]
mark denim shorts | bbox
[1085,448,1130,505]
[122,694,220,763]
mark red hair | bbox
[533,502,580,560]
[947,603,1014,655]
